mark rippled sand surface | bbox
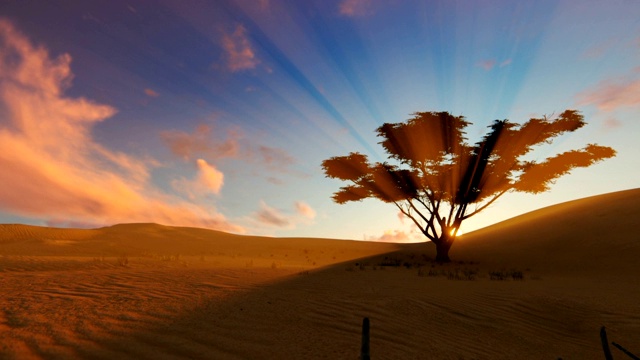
[1,189,639,359]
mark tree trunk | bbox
[434,237,453,263]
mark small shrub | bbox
[510,269,524,280]
[446,269,461,280]
[489,269,524,281]
[345,265,355,272]
[463,268,479,280]
[117,255,129,267]
[378,256,402,267]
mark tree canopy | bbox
[322,110,616,262]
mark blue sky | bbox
[0,0,638,242]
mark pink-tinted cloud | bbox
[603,117,622,130]
[295,201,316,219]
[577,77,640,111]
[144,88,159,97]
[366,230,414,243]
[258,0,269,10]
[477,59,496,71]
[257,145,295,171]
[339,0,373,17]
[582,41,613,59]
[161,124,240,161]
[0,20,242,232]
[196,159,224,194]
[161,124,296,174]
[251,200,316,229]
[172,159,224,199]
[222,24,259,72]
[254,201,290,227]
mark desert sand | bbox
[1,189,639,359]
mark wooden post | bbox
[601,326,614,360]
[360,317,370,360]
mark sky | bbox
[0,0,639,242]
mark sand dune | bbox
[1,189,639,359]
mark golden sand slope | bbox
[1,189,639,359]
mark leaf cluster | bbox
[322,110,615,209]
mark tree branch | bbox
[396,202,434,241]
[463,188,510,219]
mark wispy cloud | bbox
[257,145,295,171]
[366,229,415,243]
[252,201,316,229]
[161,124,296,173]
[477,58,511,71]
[339,0,373,17]
[477,59,496,71]
[0,19,241,232]
[603,117,622,130]
[161,124,240,161]
[222,24,259,72]
[144,88,159,97]
[254,201,290,227]
[577,76,640,111]
[295,201,316,219]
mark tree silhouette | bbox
[322,110,616,262]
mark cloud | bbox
[295,201,316,219]
[258,0,269,10]
[144,88,159,97]
[603,117,622,130]
[254,201,290,227]
[196,159,224,194]
[222,24,259,72]
[251,200,316,229]
[577,77,640,111]
[477,59,496,71]
[366,230,414,243]
[339,0,373,17]
[0,19,242,232]
[257,145,295,171]
[161,124,297,174]
[476,59,511,71]
[161,124,240,161]
[172,159,224,199]
[499,59,512,67]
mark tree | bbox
[322,110,616,262]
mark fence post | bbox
[601,326,614,360]
[360,317,370,360]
